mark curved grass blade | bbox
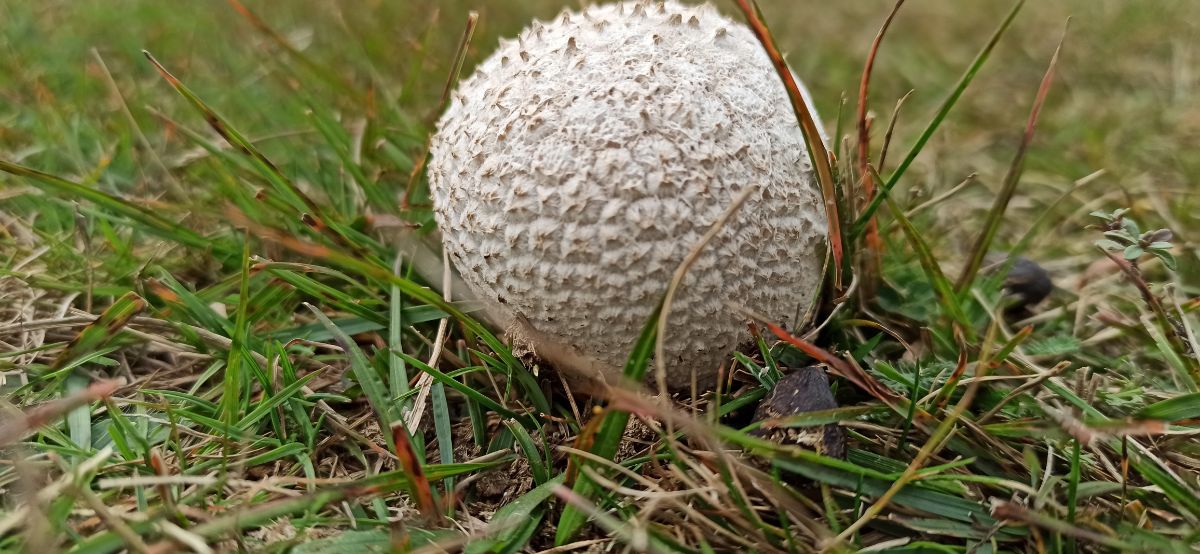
[733,0,842,290]
[504,419,550,486]
[956,20,1068,293]
[853,0,1025,238]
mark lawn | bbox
[2,0,1198,552]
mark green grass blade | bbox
[430,380,455,504]
[141,50,379,261]
[956,20,1066,293]
[389,253,411,410]
[236,370,322,432]
[222,238,253,428]
[884,194,973,336]
[1137,392,1200,421]
[0,160,216,252]
[306,304,396,450]
[467,475,565,554]
[65,374,92,453]
[304,103,391,210]
[1066,438,1082,552]
[1035,375,1200,519]
[505,419,550,485]
[394,352,536,428]
[853,0,1025,238]
[555,301,662,545]
[1143,314,1199,392]
[241,234,552,415]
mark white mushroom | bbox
[429,0,829,390]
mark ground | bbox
[1,0,1198,552]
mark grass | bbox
[2,0,1199,551]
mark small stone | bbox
[752,366,845,459]
[985,253,1053,317]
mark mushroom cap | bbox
[429,0,829,390]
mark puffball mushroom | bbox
[429,0,829,391]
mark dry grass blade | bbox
[551,485,666,553]
[876,90,913,173]
[71,476,152,554]
[991,501,1139,550]
[50,292,146,370]
[579,388,824,549]
[390,422,442,521]
[856,0,907,302]
[732,0,843,291]
[902,172,977,219]
[0,447,114,537]
[955,19,1069,293]
[731,304,902,405]
[1047,403,1168,444]
[0,380,122,446]
[655,184,757,397]
[136,490,347,552]
[977,360,1069,424]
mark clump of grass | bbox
[1,1,1198,552]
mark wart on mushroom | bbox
[429,0,830,391]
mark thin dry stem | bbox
[655,185,758,398]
